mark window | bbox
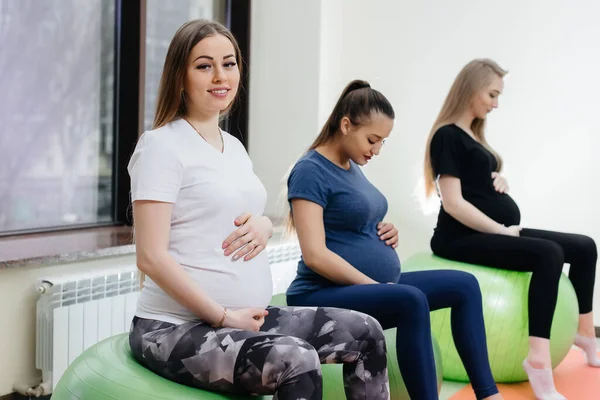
[0,0,115,233]
[0,0,248,236]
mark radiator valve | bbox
[37,281,53,294]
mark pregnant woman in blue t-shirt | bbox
[424,59,598,400]
[285,80,502,400]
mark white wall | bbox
[0,255,137,396]
[249,0,600,322]
[248,0,324,218]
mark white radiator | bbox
[35,241,301,392]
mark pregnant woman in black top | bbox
[424,59,598,400]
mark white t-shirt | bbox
[128,118,272,325]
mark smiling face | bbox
[471,74,504,119]
[340,112,394,166]
[183,34,240,115]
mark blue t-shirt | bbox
[286,150,401,296]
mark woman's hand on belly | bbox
[491,172,509,194]
[377,221,399,249]
[222,213,273,262]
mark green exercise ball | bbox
[54,294,444,399]
[402,252,579,383]
[270,294,444,399]
[52,333,267,400]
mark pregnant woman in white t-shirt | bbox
[128,19,389,400]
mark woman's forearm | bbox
[303,248,378,285]
[443,198,504,234]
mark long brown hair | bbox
[423,58,507,198]
[284,79,395,233]
[152,19,243,129]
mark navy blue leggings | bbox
[288,270,498,400]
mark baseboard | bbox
[0,394,50,400]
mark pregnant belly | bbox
[472,193,521,227]
[328,237,401,283]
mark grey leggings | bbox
[130,306,389,400]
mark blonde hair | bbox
[423,58,507,198]
[283,80,395,234]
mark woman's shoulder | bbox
[431,124,469,146]
[139,121,183,146]
[292,151,325,173]
[434,124,461,138]
[131,122,188,168]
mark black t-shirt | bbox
[430,124,521,236]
